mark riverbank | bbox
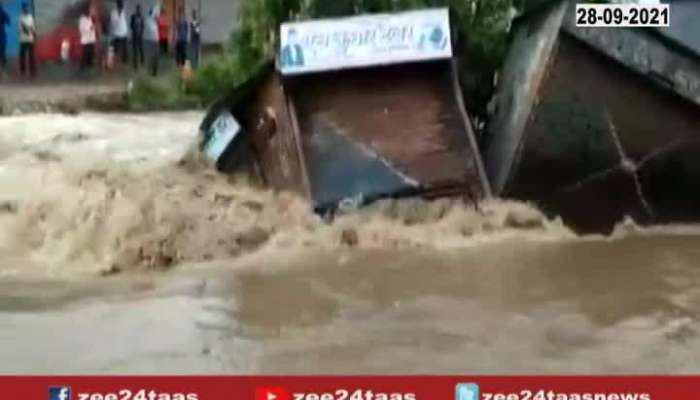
[0,81,130,115]
[0,56,201,115]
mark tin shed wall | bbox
[508,34,700,233]
[484,1,568,195]
[287,61,487,209]
[246,73,307,196]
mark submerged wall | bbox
[486,1,700,233]
[484,1,568,194]
[507,35,700,233]
[289,61,489,210]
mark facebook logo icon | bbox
[455,383,479,400]
[48,386,71,400]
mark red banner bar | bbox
[2,377,698,400]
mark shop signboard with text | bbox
[279,8,453,75]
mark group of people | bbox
[79,0,202,76]
[0,1,202,80]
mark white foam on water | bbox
[0,111,698,279]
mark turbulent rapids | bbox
[3,112,700,374]
[0,112,579,278]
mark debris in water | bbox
[33,151,62,162]
[0,201,18,214]
[52,132,88,143]
[214,193,235,206]
[242,200,264,212]
[504,209,545,230]
[137,239,180,271]
[192,187,205,198]
[100,264,122,277]
[236,227,271,249]
[340,228,359,247]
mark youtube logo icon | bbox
[255,387,290,400]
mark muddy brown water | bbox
[0,113,699,373]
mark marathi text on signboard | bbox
[279,8,453,75]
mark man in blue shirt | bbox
[281,28,304,68]
[0,2,9,74]
[429,26,448,50]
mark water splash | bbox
[0,112,698,278]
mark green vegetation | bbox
[128,0,552,112]
[127,74,202,111]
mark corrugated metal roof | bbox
[602,0,700,57]
[519,0,700,57]
[663,0,700,55]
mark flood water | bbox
[1,112,699,373]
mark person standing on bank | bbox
[110,0,128,65]
[144,6,159,77]
[157,7,169,55]
[189,8,201,69]
[18,2,36,78]
[130,4,145,70]
[0,3,10,75]
[174,7,188,67]
[97,5,110,70]
[79,5,96,71]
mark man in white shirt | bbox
[189,8,201,69]
[79,6,96,70]
[144,6,160,76]
[110,0,128,64]
[18,2,35,77]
